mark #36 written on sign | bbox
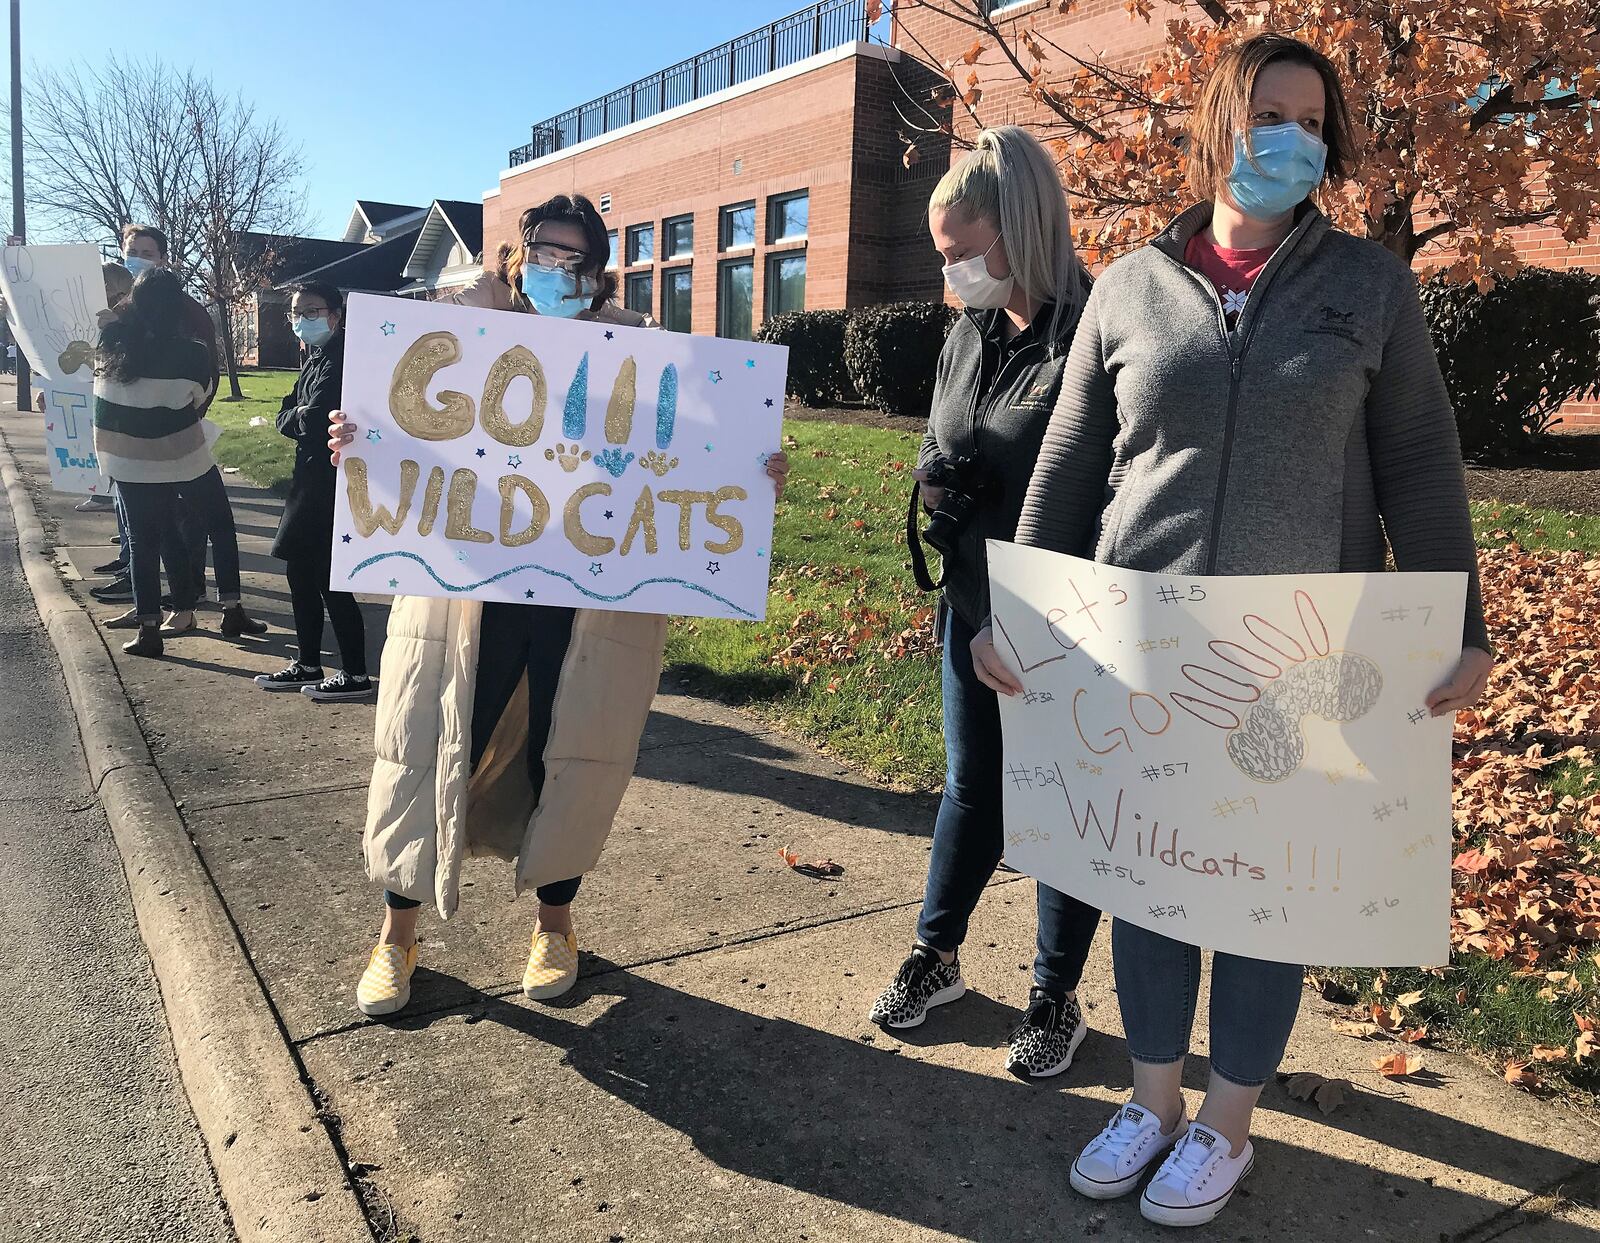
[987,541,1466,968]
[331,294,787,621]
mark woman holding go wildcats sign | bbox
[968,35,1492,1226]
[328,194,790,1017]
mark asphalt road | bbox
[0,459,234,1242]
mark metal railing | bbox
[509,0,870,167]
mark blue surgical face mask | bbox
[1226,122,1328,221]
[520,263,587,318]
[123,254,154,277]
[293,315,335,349]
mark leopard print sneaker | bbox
[869,944,965,1029]
[1005,987,1088,1079]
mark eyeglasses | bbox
[287,307,333,323]
[523,239,590,275]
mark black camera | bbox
[920,454,988,558]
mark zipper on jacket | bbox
[1178,220,1316,574]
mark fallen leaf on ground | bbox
[1373,1052,1424,1078]
[1503,1059,1540,1088]
[1530,1044,1570,1062]
[1278,1071,1350,1116]
[1331,1017,1383,1039]
[1395,990,1426,1008]
[1398,1026,1430,1044]
[777,847,844,879]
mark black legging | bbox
[387,602,582,910]
[286,552,367,676]
[119,468,242,623]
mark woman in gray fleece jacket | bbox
[971,35,1492,1227]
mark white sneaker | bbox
[1140,1122,1254,1227]
[1069,1102,1188,1200]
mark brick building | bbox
[484,0,1595,420]
[482,0,947,339]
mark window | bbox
[605,230,618,270]
[768,190,809,243]
[663,267,693,333]
[665,214,694,259]
[720,202,755,250]
[598,193,612,213]
[765,252,805,317]
[717,259,753,340]
[624,271,653,317]
[626,223,654,265]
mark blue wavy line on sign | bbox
[563,351,589,440]
[656,363,677,450]
[345,550,757,618]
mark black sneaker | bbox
[301,671,377,703]
[1005,987,1087,1080]
[254,662,324,691]
[93,557,127,574]
[220,604,269,637]
[869,945,965,1029]
[90,575,133,602]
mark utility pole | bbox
[9,0,27,413]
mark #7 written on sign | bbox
[331,294,787,621]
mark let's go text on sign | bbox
[332,294,787,620]
[987,541,1467,967]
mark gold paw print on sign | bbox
[57,339,95,376]
[545,443,591,472]
[638,450,679,478]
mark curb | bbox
[0,428,373,1243]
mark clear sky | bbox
[13,0,837,239]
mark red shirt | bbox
[1184,232,1276,327]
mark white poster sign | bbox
[988,542,1467,967]
[332,294,786,620]
[1,243,111,494]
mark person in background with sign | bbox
[969,35,1493,1227]
[328,194,791,1018]
[869,127,1103,1081]
[92,267,275,656]
[254,281,373,702]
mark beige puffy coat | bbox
[363,272,667,917]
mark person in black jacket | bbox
[868,126,1103,1080]
[255,281,372,701]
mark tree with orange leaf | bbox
[885,0,1600,287]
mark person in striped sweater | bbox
[93,266,265,657]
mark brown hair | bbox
[494,194,616,314]
[1185,33,1355,204]
[120,223,169,258]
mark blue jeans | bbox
[118,469,241,622]
[916,608,1101,994]
[1112,919,1303,1087]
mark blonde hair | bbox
[929,125,1089,350]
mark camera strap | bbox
[906,481,948,593]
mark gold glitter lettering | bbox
[657,489,713,552]
[604,356,637,445]
[344,457,419,537]
[389,331,474,441]
[444,468,494,543]
[498,474,550,547]
[416,466,445,537]
[705,485,747,554]
[620,485,658,556]
[563,482,615,556]
[480,345,547,447]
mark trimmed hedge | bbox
[755,309,855,406]
[1421,268,1600,459]
[842,301,960,418]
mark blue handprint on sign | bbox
[595,447,635,478]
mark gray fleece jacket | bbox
[1014,202,1489,653]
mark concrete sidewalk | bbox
[3,397,1598,1243]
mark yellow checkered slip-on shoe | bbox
[523,929,579,1001]
[357,941,418,1017]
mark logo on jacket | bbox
[1305,304,1360,343]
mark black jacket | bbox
[271,331,345,561]
[917,296,1086,629]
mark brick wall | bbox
[893,0,1600,427]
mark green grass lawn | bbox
[207,368,299,494]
